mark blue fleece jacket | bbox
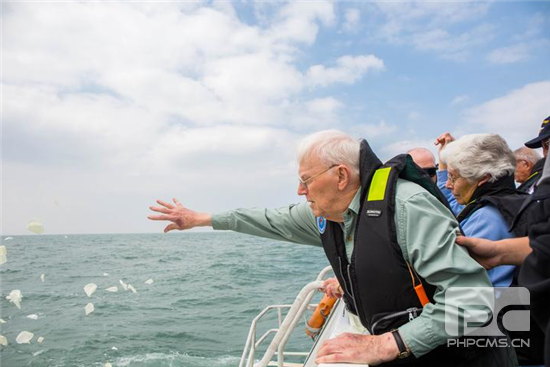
[437,170,516,287]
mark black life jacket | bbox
[318,141,516,366]
[320,140,443,334]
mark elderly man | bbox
[149,130,516,366]
[407,147,438,183]
[520,116,550,193]
[514,147,542,193]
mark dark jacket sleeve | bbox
[518,178,550,353]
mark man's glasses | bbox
[299,164,338,190]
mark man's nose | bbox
[297,183,307,196]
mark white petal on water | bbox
[128,284,137,294]
[6,289,22,309]
[0,335,7,346]
[4,237,13,241]
[111,346,118,351]
[105,286,118,293]
[33,350,45,357]
[37,336,44,344]
[84,283,97,297]
[0,319,6,324]
[85,303,94,316]
[104,363,113,367]
[145,278,154,285]
[16,331,34,344]
[119,280,128,291]
[0,245,7,265]
[103,273,109,276]
[40,274,45,282]
[27,314,38,320]
[27,220,45,234]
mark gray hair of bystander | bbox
[440,133,515,183]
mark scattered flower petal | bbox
[0,335,7,346]
[104,363,112,367]
[119,280,128,291]
[128,285,137,294]
[37,336,44,344]
[0,319,6,324]
[105,286,118,293]
[4,237,13,241]
[0,245,7,265]
[85,303,94,316]
[111,346,118,351]
[40,274,45,282]
[145,278,154,285]
[27,220,44,234]
[33,350,45,357]
[84,283,97,297]
[6,289,22,309]
[16,331,34,344]
[103,273,109,276]
[27,314,38,320]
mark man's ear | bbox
[478,174,491,186]
[337,165,350,190]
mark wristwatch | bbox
[391,329,411,359]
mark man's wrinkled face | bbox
[514,159,531,183]
[297,155,339,218]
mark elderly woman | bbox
[435,133,520,287]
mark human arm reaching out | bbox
[148,198,212,233]
[455,236,531,269]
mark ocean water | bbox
[0,233,330,367]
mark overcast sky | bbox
[2,0,550,235]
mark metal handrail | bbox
[239,266,333,367]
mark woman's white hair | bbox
[440,133,515,183]
[297,130,361,175]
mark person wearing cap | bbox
[514,147,542,193]
[521,116,550,192]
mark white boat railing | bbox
[239,266,334,367]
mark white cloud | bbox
[487,39,550,65]
[2,1,384,234]
[380,139,438,162]
[349,120,397,140]
[371,2,493,61]
[459,81,550,150]
[342,8,361,33]
[306,55,384,88]
[451,95,470,106]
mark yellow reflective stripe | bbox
[367,167,391,201]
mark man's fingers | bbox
[164,223,179,233]
[149,206,172,215]
[156,199,174,209]
[173,198,182,207]
[148,214,174,221]
[455,236,473,248]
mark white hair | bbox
[514,147,541,165]
[297,130,361,175]
[440,133,515,183]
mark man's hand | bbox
[320,277,343,298]
[148,198,212,233]
[455,236,502,270]
[434,132,455,170]
[315,332,398,365]
[456,236,530,268]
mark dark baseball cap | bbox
[525,116,550,148]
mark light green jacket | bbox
[212,179,492,357]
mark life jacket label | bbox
[366,209,382,217]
